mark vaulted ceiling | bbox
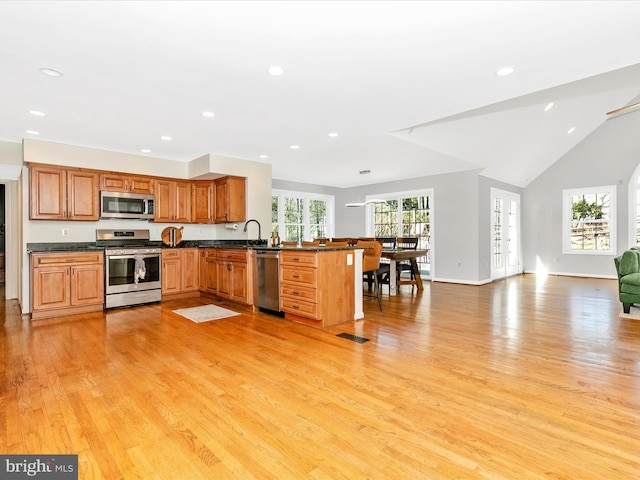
[1,1,640,188]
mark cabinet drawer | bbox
[281,298,317,318]
[280,251,317,267]
[281,284,317,303]
[200,249,217,259]
[281,266,316,286]
[217,249,247,262]
[32,252,103,267]
[162,249,180,259]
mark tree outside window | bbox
[272,190,334,243]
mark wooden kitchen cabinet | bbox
[216,249,252,304]
[31,251,104,319]
[199,249,218,294]
[162,248,199,299]
[191,181,215,224]
[155,179,191,223]
[100,173,154,194]
[30,164,100,221]
[280,249,355,329]
[214,176,246,223]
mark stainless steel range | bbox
[97,229,162,309]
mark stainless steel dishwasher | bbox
[253,249,281,313]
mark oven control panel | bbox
[105,248,162,256]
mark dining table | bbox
[381,248,427,296]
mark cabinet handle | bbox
[292,291,300,295]
[292,305,299,309]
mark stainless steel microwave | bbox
[100,191,155,219]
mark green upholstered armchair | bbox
[614,248,640,313]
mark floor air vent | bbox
[336,333,370,344]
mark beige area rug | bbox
[173,304,240,323]
[620,305,640,320]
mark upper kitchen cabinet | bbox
[154,179,192,223]
[100,173,154,194]
[214,176,246,223]
[29,164,100,221]
[191,181,215,224]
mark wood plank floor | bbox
[1,274,639,479]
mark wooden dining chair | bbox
[357,240,389,311]
[301,240,320,247]
[281,241,297,246]
[396,237,419,285]
[325,240,349,247]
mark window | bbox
[272,190,334,243]
[563,186,616,254]
[366,190,432,275]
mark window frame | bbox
[562,185,616,255]
[272,189,335,242]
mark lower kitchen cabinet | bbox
[215,249,252,305]
[162,248,199,300]
[279,249,355,329]
[31,251,104,320]
[199,249,218,294]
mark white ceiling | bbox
[1,1,640,188]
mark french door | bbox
[491,188,521,279]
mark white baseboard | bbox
[523,269,617,280]
[432,277,493,286]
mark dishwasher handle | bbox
[255,250,280,259]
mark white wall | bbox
[523,109,640,278]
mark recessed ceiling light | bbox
[29,110,46,117]
[202,111,215,118]
[328,132,339,137]
[544,102,554,112]
[25,130,40,135]
[290,145,300,149]
[496,66,515,76]
[141,149,151,153]
[39,67,63,77]
[267,65,285,76]
[568,127,576,134]
[259,154,269,159]
[160,136,172,141]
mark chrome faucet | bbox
[243,219,262,240]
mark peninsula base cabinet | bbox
[280,249,355,329]
[31,252,104,320]
[162,248,200,300]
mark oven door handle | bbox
[107,254,160,260]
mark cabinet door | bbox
[33,266,70,310]
[192,182,214,223]
[162,257,181,294]
[155,180,174,222]
[214,176,245,223]
[174,181,192,223]
[71,264,104,306]
[67,170,100,221]
[100,173,128,192]
[217,262,231,298]
[180,249,199,292]
[199,250,207,292]
[30,165,66,220]
[205,258,218,294]
[229,261,248,303]
[128,176,154,194]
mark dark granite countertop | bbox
[27,240,361,253]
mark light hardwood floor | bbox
[1,275,639,479]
